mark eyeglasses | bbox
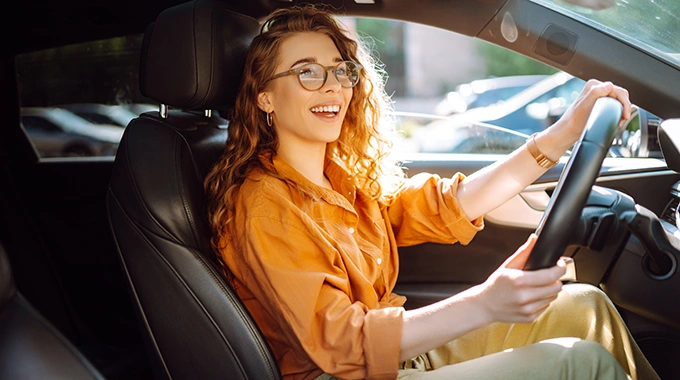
[266,61,363,91]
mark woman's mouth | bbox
[310,105,340,119]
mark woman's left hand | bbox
[553,79,632,145]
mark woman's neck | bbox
[277,143,332,189]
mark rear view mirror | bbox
[658,119,680,172]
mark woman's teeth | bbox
[311,105,340,114]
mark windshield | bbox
[533,0,680,69]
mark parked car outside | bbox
[59,103,140,128]
[20,107,123,157]
[434,75,549,115]
[393,111,528,155]
[125,103,159,115]
[441,72,585,135]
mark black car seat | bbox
[106,1,281,379]
[0,241,105,380]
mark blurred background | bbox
[17,1,670,158]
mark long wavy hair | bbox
[204,4,405,253]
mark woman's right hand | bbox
[473,234,567,324]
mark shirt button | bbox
[377,258,383,265]
[348,227,355,234]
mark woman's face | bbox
[258,32,353,152]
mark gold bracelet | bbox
[526,133,557,169]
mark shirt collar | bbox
[266,153,357,208]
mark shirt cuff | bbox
[362,307,404,379]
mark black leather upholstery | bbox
[0,242,104,380]
[107,1,281,379]
[139,0,257,111]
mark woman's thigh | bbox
[398,338,627,380]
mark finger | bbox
[525,302,552,322]
[503,234,537,269]
[510,294,557,323]
[582,78,601,93]
[585,80,614,100]
[584,81,632,124]
[602,84,631,120]
[516,281,564,304]
[515,265,566,287]
[557,257,568,269]
[523,294,557,316]
[613,86,632,120]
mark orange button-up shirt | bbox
[220,155,483,380]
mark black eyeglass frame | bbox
[265,61,363,91]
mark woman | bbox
[204,5,659,380]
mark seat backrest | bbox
[106,1,281,379]
[0,241,105,380]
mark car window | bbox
[74,112,118,126]
[344,17,663,161]
[16,35,156,159]
[21,116,61,133]
[534,0,680,69]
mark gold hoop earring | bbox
[266,112,273,126]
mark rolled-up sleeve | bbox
[388,172,484,247]
[235,214,404,379]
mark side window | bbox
[74,112,118,126]
[346,18,661,159]
[15,35,157,159]
[21,116,61,133]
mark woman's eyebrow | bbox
[290,57,316,68]
[290,56,344,68]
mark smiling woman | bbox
[5,0,680,379]
[202,4,657,380]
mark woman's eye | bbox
[299,68,315,77]
[298,65,323,78]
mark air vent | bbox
[661,196,679,225]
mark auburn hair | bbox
[204,4,404,253]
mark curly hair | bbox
[204,4,405,253]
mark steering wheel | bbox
[524,97,623,270]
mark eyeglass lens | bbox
[298,61,360,90]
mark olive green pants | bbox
[397,284,659,380]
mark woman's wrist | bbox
[533,121,580,162]
[464,284,496,326]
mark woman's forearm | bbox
[456,125,576,221]
[399,235,566,361]
[399,285,489,361]
[456,81,632,222]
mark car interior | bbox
[2,0,680,379]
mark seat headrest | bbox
[139,0,260,111]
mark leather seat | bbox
[106,0,281,379]
[0,241,104,380]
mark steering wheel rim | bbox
[524,97,623,270]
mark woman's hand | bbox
[542,80,633,155]
[401,235,568,360]
[473,234,567,324]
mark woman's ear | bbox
[257,91,273,113]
